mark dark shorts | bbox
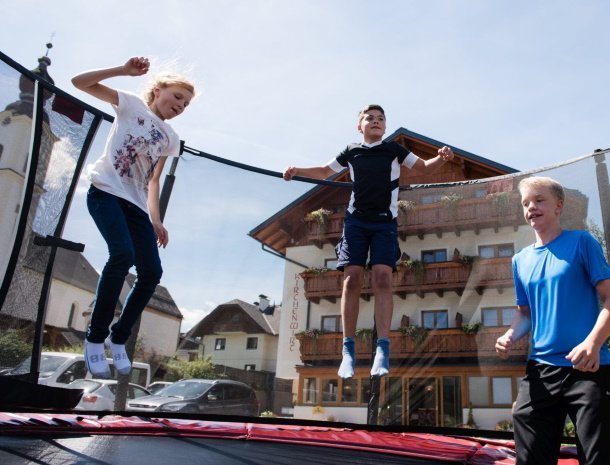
[335,212,401,271]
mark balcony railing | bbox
[295,327,528,363]
[305,194,522,246]
[300,257,513,303]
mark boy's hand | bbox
[438,146,454,162]
[566,340,600,372]
[283,166,297,181]
[495,333,513,359]
[124,57,150,76]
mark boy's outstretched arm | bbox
[566,279,610,372]
[71,57,150,106]
[283,166,334,181]
[495,305,531,359]
[413,145,454,173]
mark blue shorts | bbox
[335,212,401,271]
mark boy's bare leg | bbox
[338,266,363,378]
[371,264,393,376]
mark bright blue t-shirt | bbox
[513,230,610,366]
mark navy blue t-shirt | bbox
[327,141,417,221]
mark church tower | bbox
[0,43,59,310]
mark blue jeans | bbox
[86,185,162,344]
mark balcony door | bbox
[407,377,438,426]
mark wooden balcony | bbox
[300,257,513,303]
[295,327,529,363]
[305,194,522,246]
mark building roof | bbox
[187,298,280,338]
[51,248,100,293]
[125,274,183,320]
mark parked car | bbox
[147,381,173,395]
[7,352,151,388]
[127,379,260,416]
[69,379,151,411]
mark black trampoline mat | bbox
[0,434,454,465]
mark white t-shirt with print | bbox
[87,90,180,213]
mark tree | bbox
[164,357,218,381]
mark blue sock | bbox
[371,338,390,377]
[338,337,355,378]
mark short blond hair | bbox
[518,176,565,202]
[143,73,196,105]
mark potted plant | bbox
[398,325,429,346]
[300,267,330,276]
[397,199,416,225]
[305,208,333,234]
[460,322,481,335]
[295,328,323,339]
[355,328,373,341]
[488,191,511,217]
[440,193,463,221]
[399,258,425,284]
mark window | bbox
[469,376,516,406]
[303,377,318,404]
[341,378,358,403]
[479,243,514,259]
[322,379,338,403]
[474,188,487,198]
[360,377,371,404]
[421,193,442,204]
[246,337,258,350]
[482,307,517,327]
[422,310,448,329]
[492,377,513,405]
[68,302,77,328]
[322,315,342,333]
[244,364,256,371]
[56,361,87,384]
[215,338,226,350]
[468,376,489,407]
[422,249,447,263]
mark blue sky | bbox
[2,0,610,330]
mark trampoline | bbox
[0,50,597,464]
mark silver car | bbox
[127,379,260,416]
[69,379,151,411]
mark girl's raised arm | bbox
[71,57,150,106]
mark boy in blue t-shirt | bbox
[284,104,453,378]
[496,176,610,465]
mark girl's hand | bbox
[152,221,169,248]
[124,57,150,76]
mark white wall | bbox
[46,279,91,332]
[203,332,277,371]
[463,407,513,430]
[294,405,367,424]
[139,310,181,357]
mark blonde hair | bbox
[143,72,196,105]
[518,176,565,202]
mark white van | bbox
[9,352,151,388]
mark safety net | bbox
[0,50,602,463]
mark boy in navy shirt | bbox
[284,104,453,378]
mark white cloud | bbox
[178,303,216,333]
